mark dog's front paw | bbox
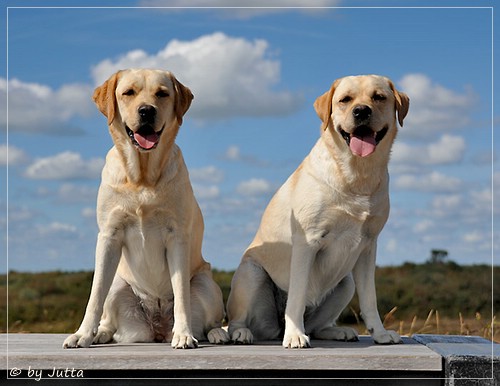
[282,331,311,349]
[207,328,230,344]
[171,333,198,349]
[372,329,402,344]
[63,332,94,349]
[231,328,254,344]
[313,326,359,341]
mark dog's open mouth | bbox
[339,125,388,157]
[126,125,164,151]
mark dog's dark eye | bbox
[339,96,352,103]
[123,89,135,96]
[373,94,386,101]
[156,90,170,98]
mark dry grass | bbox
[348,307,499,343]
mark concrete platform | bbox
[0,334,498,385]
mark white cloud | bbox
[0,144,29,166]
[24,151,104,180]
[7,205,39,223]
[426,135,466,164]
[237,178,274,196]
[0,78,94,135]
[189,166,224,201]
[81,207,96,219]
[431,194,462,212]
[193,184,220,200]
[428,194,466,222]
[189,165,224,184]
[58,183,98,203]
[385,238,398,252]
[225,145,241,161]
[36,221,78,236]
[398,74,476,137]
[413,219,434,233]
[35,183,98,204]
[463,231,484,243]
[91,32,303,120]
[392,135,465,166]
[394,171,462,193]
[222,144,270,167]
[138,0,341,19]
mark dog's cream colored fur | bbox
[63,69,229,349]
[227,75,409,348]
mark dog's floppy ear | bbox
[314,79,340,131]
[93,71,122,125]
[170,74,194,126]
[389,81,410,127]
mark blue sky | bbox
[1,1,497,272]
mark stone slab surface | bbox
[412,334,494,345]
[413,334,500,386]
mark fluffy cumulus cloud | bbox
[394,171,462,193]
[193,184,220,200]
[24,151,104,180]
[392,134,466,166]
[189,165,224,184]
[237,178,274,196]
[0,78,94,135]
[398,74,476,137]
[138,0,341,19]
[35,183,98,204]
[0,144,29,166]
[189,166,224,201]
[91,32,304,120]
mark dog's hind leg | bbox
[227,260,282,344]
[94,275,154,344]
[190,269,230,344]
[305,274,359,341]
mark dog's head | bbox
[93,69,193,152]
[314,75,409,158]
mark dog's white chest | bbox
[117,205,174,298]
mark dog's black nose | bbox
[138,105,156,123]
[352,105,372,121]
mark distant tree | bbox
[428,249,449,264]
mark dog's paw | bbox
[282,331,311,349]
[93,327,114,344]
[313,326,359,342]
[372,329,402,345]
[63,333,93,349]
[231,328,254,344]
[171,333,198,349]
[207,328,230,344]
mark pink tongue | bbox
[134,132,159,150]
[350,135,376,157]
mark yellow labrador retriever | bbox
[227,75,409,348]
[63,69,229,349]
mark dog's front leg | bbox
[63,232,122,348]
[167,239,197,349]
[353,242,402,344]
[282,236,318,349]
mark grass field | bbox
[2,263,498,342]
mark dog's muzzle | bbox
[339,125,388,157]
[125,105,164,151]
[126,124,164,151]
